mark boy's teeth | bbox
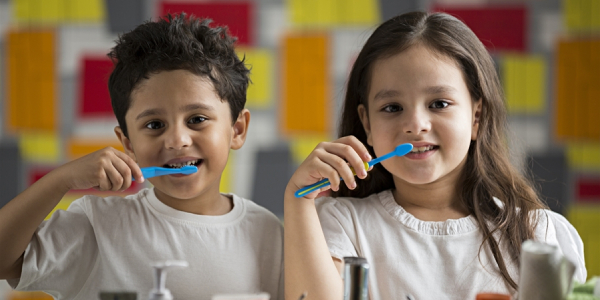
[168,160,198,168]
[410,146,434,153]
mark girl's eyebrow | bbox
[423,85,458,95]
[373,89,401,101]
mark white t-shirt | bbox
[9,188,284,300]
[315,189,586,300]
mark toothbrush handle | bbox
[133,168,155,181]
[294,162,369,198]
[294,178,332,198]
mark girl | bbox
[284,11,586,299]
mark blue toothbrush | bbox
[133,166,198,181]
[294,143,413,198]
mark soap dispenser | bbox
[148,260,188,300]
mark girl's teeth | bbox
[411,146,434,153]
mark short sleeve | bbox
[534,210,587,283]
[315,197,358,260]
[8,198,99,299]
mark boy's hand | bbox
[287,136,372,199]
[56,147,144,192]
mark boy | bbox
[0,14,283,299]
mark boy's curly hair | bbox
[107,13,250,138]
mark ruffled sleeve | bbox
[314,197,359,260]
[534,210,587,283]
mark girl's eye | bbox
[430,100,449,109]
[189,116,207,124]
[383,104,401,113]
[145,121,164,130]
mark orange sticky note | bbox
[281,33,331,135]
[67,137,124,160]
[555,38,600,141]
[6,29,57,133]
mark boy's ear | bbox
[114,126,137,162]
[230,109,250,150]
[471,98,482,140]
[357,104,373,146]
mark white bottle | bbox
[148,260,188,300]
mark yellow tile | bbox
[13,0,104,23]
[45,193,82,220]
[566,142,600,172]
[289,135,330,165]
[281,33,331,135]
[237,48,274,109]
[288,0,380,28]
[564,0,600,32]
[19,132,60,163]
[219,151,234,193]
[503,54,546,114]
[567,204,600,279]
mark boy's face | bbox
[115,70,249,204]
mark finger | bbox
[311,158,341,192]
[337,135,372,162]
[111,158,133,191]
[323,142,367,181]
[112,148,144,183]
[103,160,125,191]
[96,170,112,191]
[318,153,356,190]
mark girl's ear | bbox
[114,126,137,162]
[358,104,373,146]
[230,109,250,150]
[471,99,482,140]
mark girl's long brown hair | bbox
[333,11,547,290]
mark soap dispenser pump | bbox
[148,260,188,300]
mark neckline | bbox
[377,189,479,235]
[143,187,245,226]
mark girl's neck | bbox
[392,176,470,222]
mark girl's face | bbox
[358,45,481,188]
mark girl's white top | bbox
[315,189,586,300]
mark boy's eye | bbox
[430,100,449,109]
[382,104,401,113]
[145,121,164,130]
[188,116,207,124]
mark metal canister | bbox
[343,257,370,300]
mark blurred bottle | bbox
[343,257,369,300]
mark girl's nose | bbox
[164,124,192,150]
[403,108,431,134]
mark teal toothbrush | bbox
[133,165,198,181]
[294,143,413,198]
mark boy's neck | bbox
[392,175,469,222]
[153,187,233,216]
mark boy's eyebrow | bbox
[135,104,215,121]
[136,108,164,120]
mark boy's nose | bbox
[164,125,192,150]
[402,108,431,134]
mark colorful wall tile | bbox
[566,142,600,172]
[19,132,60,163]
[281,33,330,135]
[568,205,600,278]
[67,137,124,160]
[159,1,254,46]
[288,0,380,28]
[14,0,105,23]
[564,0,600,32]
[502,54,546,114]
[6,29,57,132]
[432,5,527,52]
[78,56,114,119]
[236,48,274,109]
[555,38,600,141]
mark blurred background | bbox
[0,0,599,298]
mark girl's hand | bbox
[287,136,372,199]
[55,147,144,192]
